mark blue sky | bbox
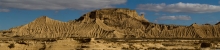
[0,0,220,30]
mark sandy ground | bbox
[0,38,220,50]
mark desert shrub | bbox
[45,39,57,42]
[76,38,91,43]
[81,46,89,48]
[148,47,167,50]
[201,43,211,48]
[8,44,15,48]
[16,41,28,45]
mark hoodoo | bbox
[3,8,220,38]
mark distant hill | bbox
[2,8,220,38]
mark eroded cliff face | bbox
[4,8,220,38]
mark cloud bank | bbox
[158,15,191,20]
[0,0,126,10]
[137,2,220,13]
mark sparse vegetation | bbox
[16,41,28,45]
[81,46,89,48]
[148,47,167,50]
[45,39,57,42]
[79,38,91,43]
[201,43,211,48]
[8,44,15,49]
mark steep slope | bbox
[9,16,69,38]
[4,8,220,38]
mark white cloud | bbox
[0,9,10,12]
[154,13,166,16]
[137,2,220,13]
[0,0,126,10]
[158,15,191,20]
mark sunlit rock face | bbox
[5,8,220,38]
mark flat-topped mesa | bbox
[78,8,148,23]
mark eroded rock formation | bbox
[3,8,220,38]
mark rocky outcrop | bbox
[4,8,220,38]
[216,22,220,25]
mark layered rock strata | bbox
[3,8,220,38]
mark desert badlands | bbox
[1,8,220,50]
